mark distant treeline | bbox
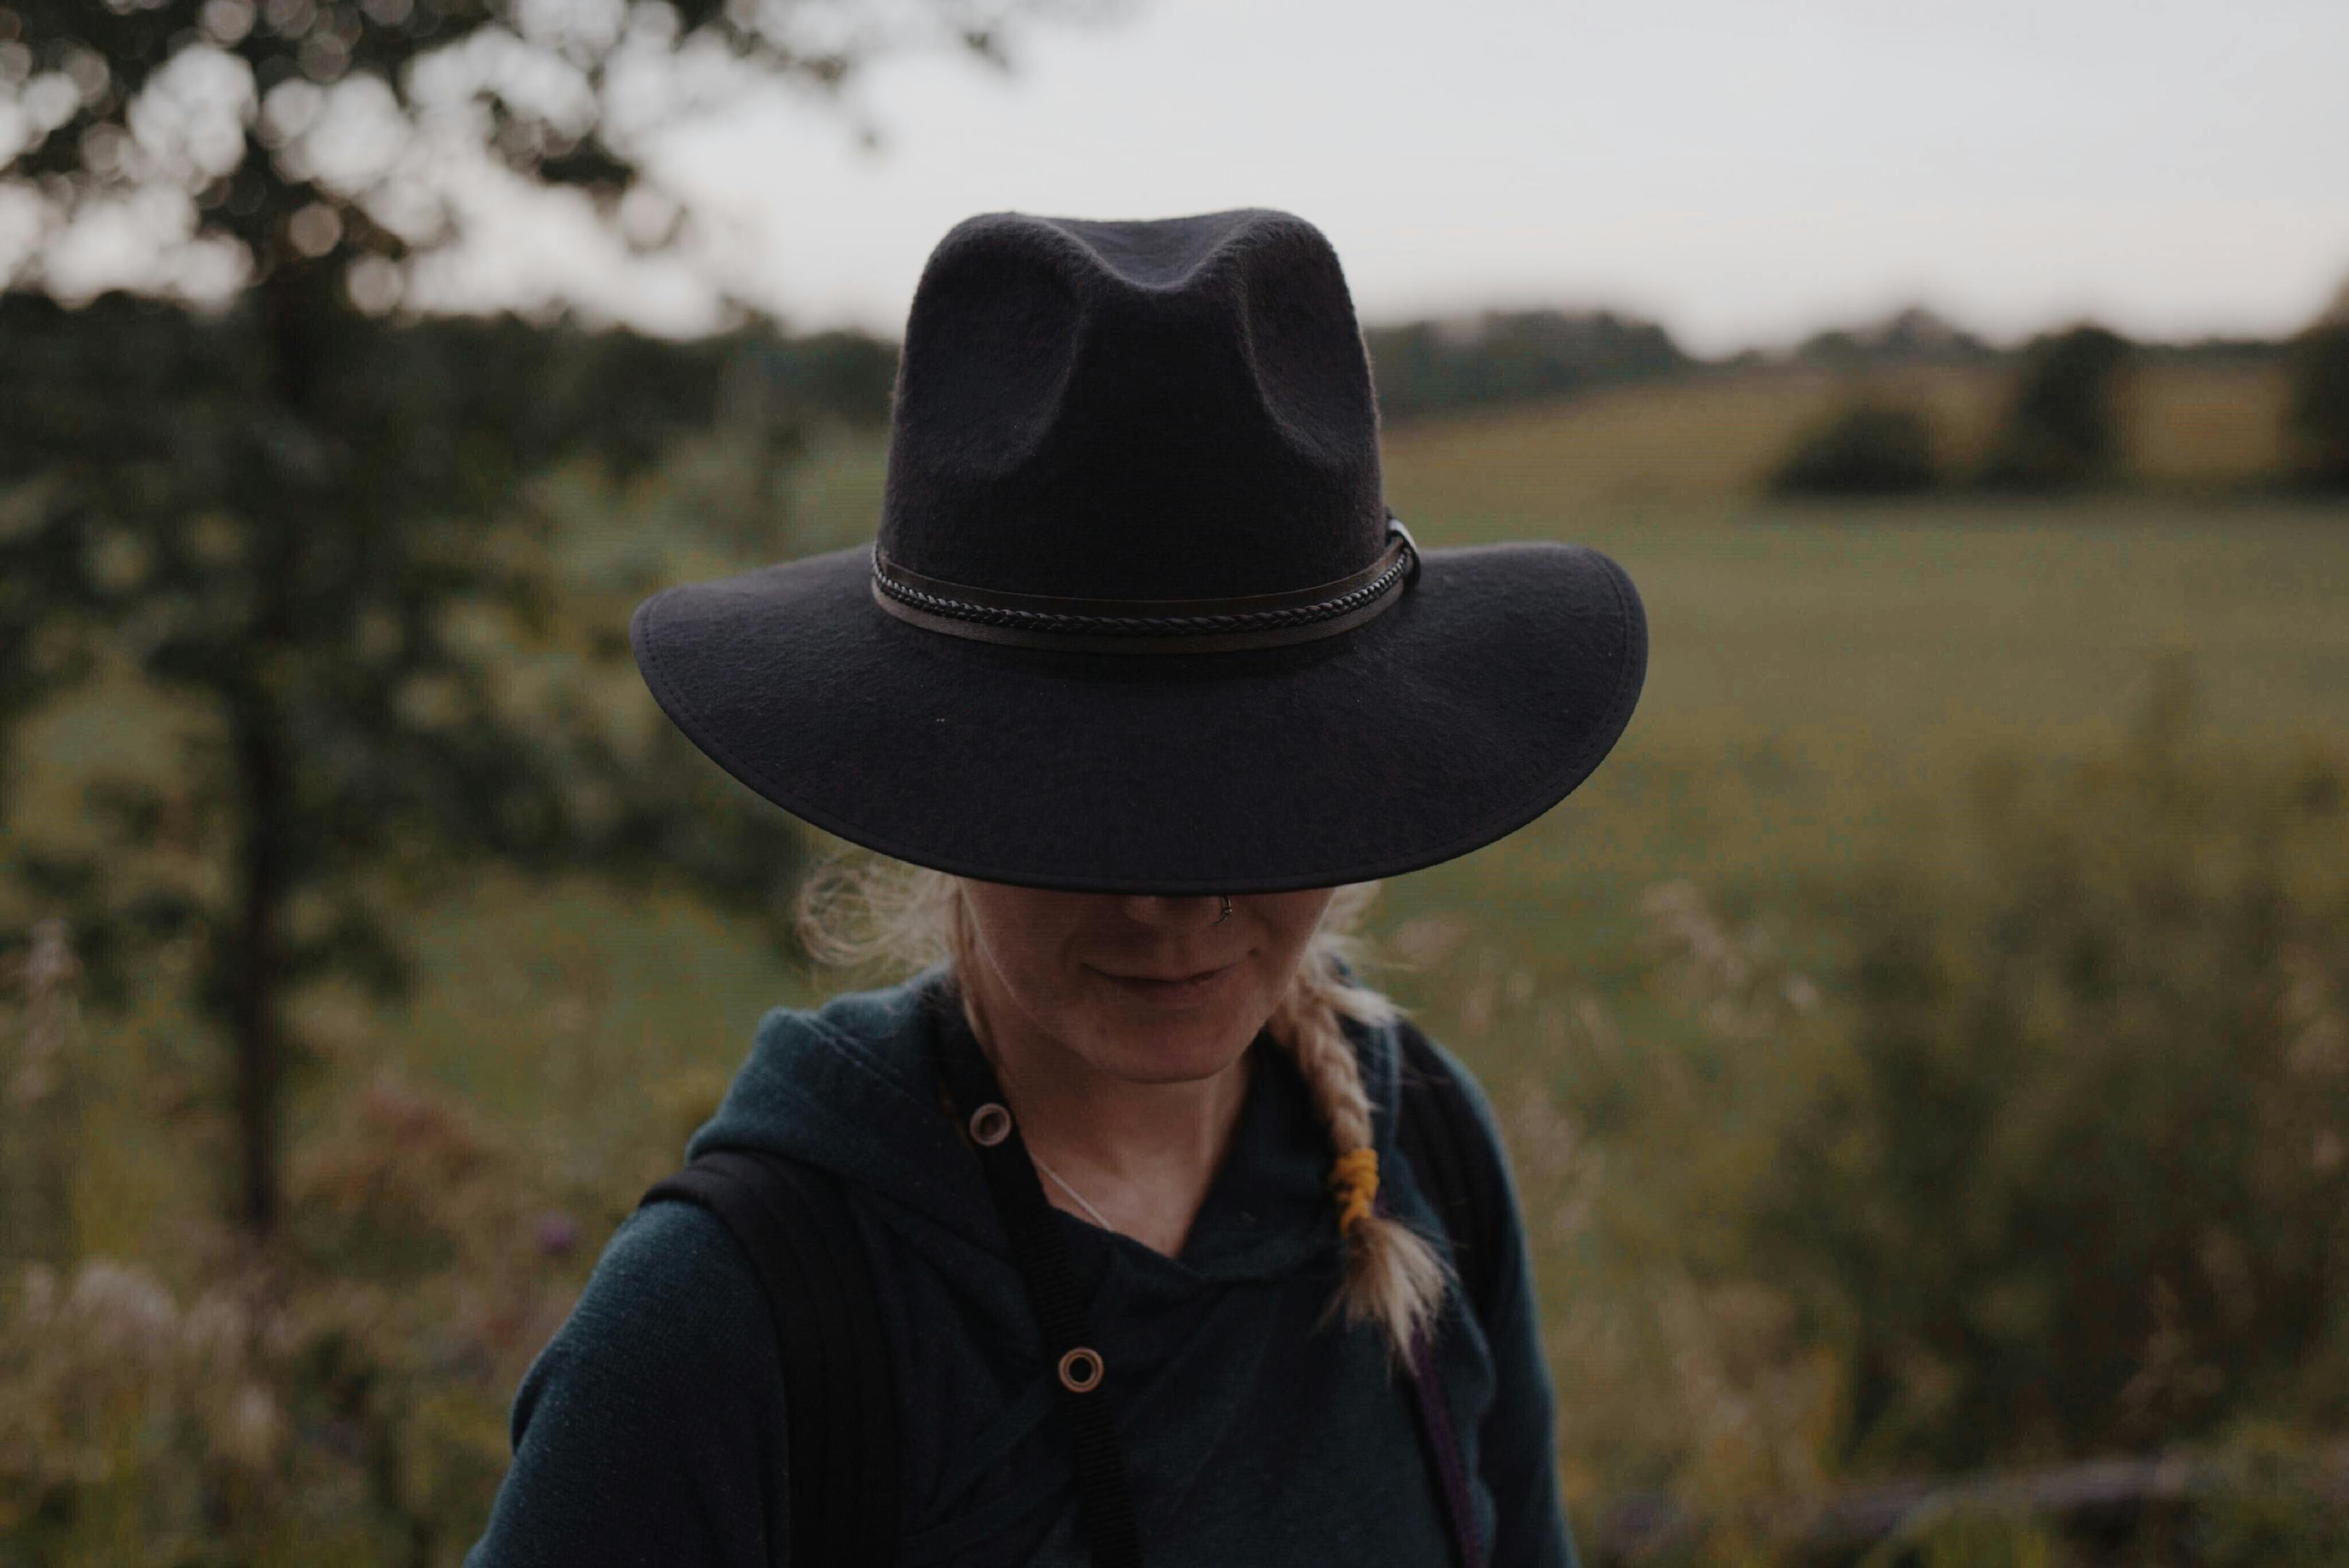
[8,291,2336,492]
[1733,304,2297,375]
[714,306,1704,427]
[0,290,903,445]
[0,295,1698,438]
[1361,310,1691,420]
[695,298,2349,495]
[719,300,2313,433]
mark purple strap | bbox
[1407,1326,1484,1568]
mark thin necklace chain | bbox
[967,999,1119,1233]
[1028,1148,1117,1233]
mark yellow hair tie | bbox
[1329,1147,1379,1237]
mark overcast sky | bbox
[414,0,2349,354]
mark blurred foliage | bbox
[1364,309,1689,423]
[0,924,76,1273]
[2283,323,2349,493]
[1978,327,2136,493]
[0,1073,589,1565]
[2187,1431,2349,1565]
[1471,670,2349,1564]
[735,329,897,430]
[0,289,817,1239]
[0,0,1089,304]
[1757,667,2349,1475]
[1768,402,1942,498]
[0,896,745,1563]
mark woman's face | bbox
[956,883,1338,1086]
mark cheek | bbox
[961,890,1119,1036]
[980,920,1085,1015]
[1261,891,1340,960]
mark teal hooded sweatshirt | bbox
[466,974,1576,1567]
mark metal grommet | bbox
[1057,1346,1104,1393]
[968,1102,1013,1146]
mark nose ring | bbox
[1213,895,1233,925]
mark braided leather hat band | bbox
[871,521,1422,654]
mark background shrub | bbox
[2283,323,2349,492]
[1768,403,1943,496]
[1978,326,2136,491]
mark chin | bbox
[1088,1010,1262,1085]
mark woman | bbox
[468,208,1646,1567]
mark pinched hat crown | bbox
[880,209,1388,604]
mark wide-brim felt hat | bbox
[632,208,1646,893]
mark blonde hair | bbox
[797,856,1450,1365]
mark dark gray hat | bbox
[631,208,1646,892]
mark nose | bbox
[1117,895,1227,932]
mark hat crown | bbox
[880,209,1386,602]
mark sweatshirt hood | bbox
[686,969,1412,1287]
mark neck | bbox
[958,964,1253,1259]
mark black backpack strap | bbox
[1391,1020,1509,1332]
[641,1149,901,1568]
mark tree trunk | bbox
[223,262,326,1238]
[227,686,289,1238]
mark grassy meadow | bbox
[9,358,2349,1562]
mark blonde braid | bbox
[1268,935,1451,1367]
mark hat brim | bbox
[631,540,1646,894]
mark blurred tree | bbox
[0,0,1097,1240]
[1977,323,2135,492]
[2283,320,2349,493]
[1767,401,1941,498]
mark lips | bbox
[1093,960,1239,1004]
